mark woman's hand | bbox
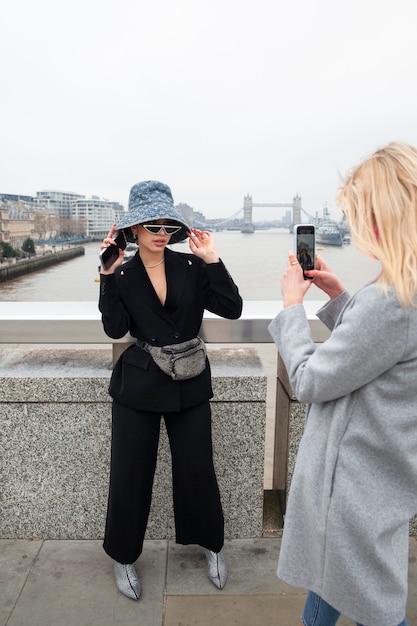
[188,228,220,264]
[281,251,313,307]
[99,225,125,274]
[305,254,345,299]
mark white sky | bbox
[1,0,417,221]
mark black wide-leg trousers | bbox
[103,400,224,564]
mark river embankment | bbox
[0,246,85,283]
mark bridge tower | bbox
[241,194,255,233]
[292,194,302,227]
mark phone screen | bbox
[294,224,315,279]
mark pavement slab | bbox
[1,538,417,626]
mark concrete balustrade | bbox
[12,300,414,541]
[0,345,266,540]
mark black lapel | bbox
[164,248,189,311]
[120,252,164,316]
[119,248,189,320]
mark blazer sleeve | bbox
[203,260,243,319]
[268,285,409,403]
[98,273,131,339]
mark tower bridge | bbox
[241,193,304,233]
[193,193,316,232]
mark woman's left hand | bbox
[281,251,313,307]
[188,228,220,264]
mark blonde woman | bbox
[268,142,417,626]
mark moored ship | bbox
[315,206,348,246]
[316,221,344,246]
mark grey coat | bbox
[268,283,417,626]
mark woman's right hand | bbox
[100,225,125,274]
[306,254,345,299]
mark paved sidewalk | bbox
[2,538,417,626]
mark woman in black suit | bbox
[99,180,242,600]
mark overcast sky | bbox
[1,0,417,221]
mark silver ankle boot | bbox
[113,561,141,600]
[204,548,228,589]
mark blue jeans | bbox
[302,591,409,626]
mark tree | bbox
[22,237,36,254]
[0,242,15,258]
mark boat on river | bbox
[316,221,344,246]
[315,206,348,247]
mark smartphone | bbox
[99,230,127,271]
[293,224,315,279]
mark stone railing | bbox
[0,301,331,540]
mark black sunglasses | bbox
[142,223,182,235]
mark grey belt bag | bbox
[137,337,207,380]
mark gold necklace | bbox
[143,257,165,268]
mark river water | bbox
[0,229,380,302]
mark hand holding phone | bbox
[293,224,315,280]
[99,230,127,271]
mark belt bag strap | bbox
[137,337,207,381]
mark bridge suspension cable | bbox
[301,207,318,223]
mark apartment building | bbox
[35,190,85,220]
[71,197,125,237]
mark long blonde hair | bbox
[337,141,417,307]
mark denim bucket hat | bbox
[116,180,190,244]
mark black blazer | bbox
[99,248,242,412]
